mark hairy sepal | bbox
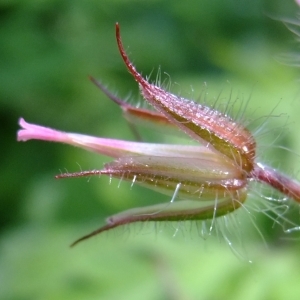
[103,155,247,200]
[89,76,180,138]
[71,187,247,247]
[115,23,256,172]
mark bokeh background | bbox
[2,1,300,299]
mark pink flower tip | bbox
[17,118,66,143]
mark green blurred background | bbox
[2,0,300,299]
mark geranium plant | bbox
[17,24,300,247]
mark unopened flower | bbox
[17,23,300,247]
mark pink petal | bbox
[18,119,234,161]
[17,118,67,143]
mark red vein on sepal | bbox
[89,75,172,128]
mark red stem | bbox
[252,163,300,203]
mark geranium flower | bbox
[17,24,300,247]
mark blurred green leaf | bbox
[2,0,300,299]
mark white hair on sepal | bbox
[245,179,300,242]
[188,212,255,262]
[213,199,263,261]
